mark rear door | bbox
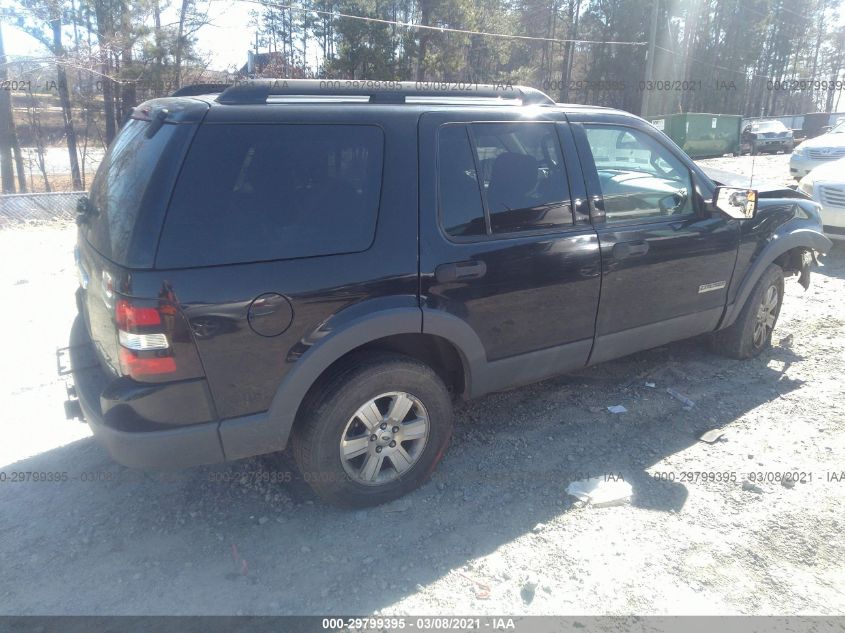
[419,110,601,393]
[567,117,739,363]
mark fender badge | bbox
[699,281,727,293]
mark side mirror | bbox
[714,186,758,220]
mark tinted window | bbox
[85,119,184,267]
[437,125,486,237]
[157,124,383,268]
[584,125,694,224]
[472,122,572,233]
[437,122,573,237]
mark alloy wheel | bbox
[339,392,430,486]
[753,284,779,348]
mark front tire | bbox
[292,352,453,508]
[711,264,784,359]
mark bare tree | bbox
[0,23,27,192]
[24,91,51,191]
[16,0,83,188]
[175,0,191,87]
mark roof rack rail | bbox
[170,83,232,97]
[215,79,555,106]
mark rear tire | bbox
[292,352,452,508]
[711,264,784,359]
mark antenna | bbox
[749,151,756,189]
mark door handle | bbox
[612,240,650,259]
[435,260,487,283]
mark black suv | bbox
[741,119,795,155]
[63,80,831,508]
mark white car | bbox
[798,156,845,241]
[790,121,845,180]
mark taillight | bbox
[118,349,176,377]
[115,299,175,379]
[116,299,162,329]
[118,331,169,350]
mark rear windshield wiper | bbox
[146,108,170,138]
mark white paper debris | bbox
[699,429,724,444]
[566,477,632,507]
[645,382,656,388]
[607,405,627,414]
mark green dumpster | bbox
[648,113,742,159]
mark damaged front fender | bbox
[720,200,832,330]
[797,249,816,290]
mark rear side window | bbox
[474,123,572,234]
[437,121,573,238]
[156,124,384,268]
[438,125,486,237]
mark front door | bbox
[568,119,739,364]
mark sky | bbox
[190,0,261,71]
[2,0,258,71]
[2,0,843,102]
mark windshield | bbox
[830,121,845,134]
[752,121,787,133]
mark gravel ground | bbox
[697,153,796,187]
[1,156,843,616]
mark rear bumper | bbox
[67,315,226,469]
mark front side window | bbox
[157,124,384,268]
[584,125,694,224]
[437,121,573,238]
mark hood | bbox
[749,128,792,137]
[803,157,845,182]
[700,167,807,199]
[796,130,845,149]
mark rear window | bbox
[85,119,188,268]
[156,124,384,268]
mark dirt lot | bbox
[0,155,843,616]
[697,153,798,187]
